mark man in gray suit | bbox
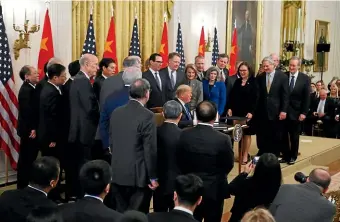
[109,78,158,213]
[269,168,336,222]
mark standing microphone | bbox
[294,172,308,183]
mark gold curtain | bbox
[282,1,301,42]
[72,0,174,69]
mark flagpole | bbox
[90,1,94,15]
[134,7,137,19]
[178,14,180,23]
[163,12,167,23]
[234,19,237,29]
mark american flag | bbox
[176,22,185,71]
[211,27,219,66]
[129,18,140,57]
[0,5,20,169]
[81,13,96,55]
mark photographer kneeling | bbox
[228,153,282,222]
[269,168,336,222]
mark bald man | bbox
[68,53,100,198]
[270,53,280,70]
[270,168,335,222]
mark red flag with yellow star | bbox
[229,28,238,76]
[103,16,118,73]
[159,22,168,69]
[37,9,54,80]
[198,26,205,57]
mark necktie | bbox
[267,73,271,93]
[220,70,225,82]
[154,72,161,90]
[184,104,192,120]
[290,75,295,92]
[171,71,176,89]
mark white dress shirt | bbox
[174,206,193,215]
[289,71,299,88]
[81,70,90,80]
[317,99,326,114]
[28,185,47,196]
[168,67,176,84]
[48,81,62,95]
[84,194,103,202]
[150,68,162,87]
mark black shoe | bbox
[279,158,288,164]
[288,158,296,165]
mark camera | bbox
[294,172,308,183]
[252,156,260,165]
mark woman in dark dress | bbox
[228,153,282,222]
[227,62,258,164]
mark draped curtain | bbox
[72,0,173,68]
[283,1,301,41]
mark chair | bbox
[325,190,340,222]
[312,120,324,137]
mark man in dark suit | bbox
[17,66,40,189]
[148,174,204,222]
[68,53,99,198]
[194,55,205,81]
[255,56,289,156]
[177,101,234,222]
[159,52,185,101]
[154,100,182,212]
[143,53,166,108]
[281,57,311,164]
[109,78,158,213]
[0,157,59,222]
[60,160,122,222]
[269,168,336,222]
[38,64,67,202]
[93,58,116,101]
[174,85,194,128]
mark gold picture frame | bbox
[226,0,263,71]
[313,20,330,72]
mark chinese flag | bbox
[37,9,54,80]
[198,26,205,57]
[159,22,168,69]
[229,28,238,76]
[103,16,118,73]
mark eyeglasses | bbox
[155,61,163,63]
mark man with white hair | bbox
[255,56,289,157]
[270,53,280,69]
[68,53,99,198]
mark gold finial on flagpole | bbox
[163,12,167,22]
[178,14,180,23]
[134,7,137,19]
[111,5,114,17]
[45,0,50,9]
[90,1,94,15]
[234,19,237,29]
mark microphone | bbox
[294,172,308,183]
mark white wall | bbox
[169,1,227,69]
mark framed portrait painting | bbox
[226,0,263,70]
[313,20,330,72]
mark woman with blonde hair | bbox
[241,208,276,222]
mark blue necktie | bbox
[290,75,295,92]
[184,104,192,120]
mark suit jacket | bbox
[110,100,157,187]
[196,71,206,82]
[142,70,166,108]
[60,196,122,222]
[156,122,182,194]
[68,71,99,145]
[0,187,56,222]
[99,71,124,109]
[148,209,197,222]
[286,72,311,120]
[174,98,193,129]
[269,183,336,222]
[183,78,203,111]
[159,67,185,101]
[310,98,335,121]
[202,80,227,115]
[61,78,73,138]
[93,75,106,101]
[38,82,64,144]
[17,81,39,138]
[35,77,48,126]
[256,71,289,120]
[99,86,130,148]
[177,124,234,200]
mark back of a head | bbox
[47,64,66,80]
[79,160,112,196]
[129,78,150,99]
[175,174,203,207]
[120,210,148,222]
[308,168,331,190]
[163,100,182,120]
[122,67,142,85]
[241,208,276,222]
[47,57,63,69]
[123,56,141,69]
[196,101,217,123]
[68,60,80,77]
[252,153,282,190]
[27,207,63,222]
[30,157,60,189]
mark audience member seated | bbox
[306,89,336,137]
[228,153,282,222]
[269,168,336,222]
[241,208,276,222]
[174,85,194,128]
[154,100,182,212]
[120,210,148,222]
[177,101,234,222]
[148,174,203,222]
[60,160,122,222]
[0,157,59,222]
[27,207,63,222]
